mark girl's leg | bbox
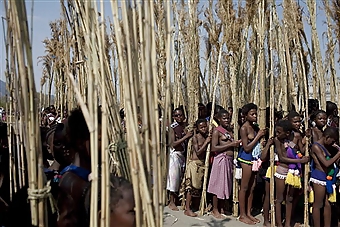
[211,195,224,219]
[263,180,271,227]
[323,194,331,227]
[312,183,326,227]
[184,191,197,217]
[239,163,256,225]
[275,177,286,227]
[284,186,294,227]
[247,172,260,223]
[168,192,179,211]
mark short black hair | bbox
[241,103,257,116]
[326,101,337,116]
[276,119,293,133]
[196,118,207,127]
[313,110,327,118]
[217,109,229,118]
[214,105,224,115]
[206,102,213,112]
[287,111,300,121]
[323,127,339,140]
[173,107,185,117]
[66,107,101,149]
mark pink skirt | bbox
[207,153,233,199]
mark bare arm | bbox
[260,139,274,161]
[240,126,262,153]
[195,136,211,156]
[312,144,340,168]
[274,138,303,164]
[295,133,305,154]
[170,128,192,148]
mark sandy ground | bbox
[163,206,265,227]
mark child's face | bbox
[246,109,257,122]
[110,189,135,227]
[173,110,185,123]
[197,122,208,135]
[275,126,290,140]
[315,113,327,128]
[290,116,301,130]
[219,113,230,128]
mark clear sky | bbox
[0,0,333,95]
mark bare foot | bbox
[168,202,179,211]
[184,209,198,217]
[248,214,260,223]
[238,215,256,225]
[211,210,225,219]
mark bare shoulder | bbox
[311,143,321,152]
[239,124,248,133]
[212,128,220,136]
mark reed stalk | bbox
[199,27,224,216]
[269,2,275,225]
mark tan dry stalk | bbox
[182,0,200,211]
[270,1,287,113]
[302,52,310,227]
[307,0,326,109]
[257,0,266,131]
[324,0,337,102]
[162,0,173,217]
[97,1,110,226]
[269,3,275,225]
[230,51,240,217]
[199,35,224,216]
[6,0,47,225]
[110,0,166,226]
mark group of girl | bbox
[168,100,340,227]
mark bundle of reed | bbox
[256,0,267,134]
[307,0,326,109]
[109,1,170,226]
[60,1,120,225]
[324,0,337,102]
[5,0,49,225]
[180,0,200,210]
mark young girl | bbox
[237,103,267,224]
[182,118,210,217]
[287,111,305,153]
[311,110,327,143]
[208,109,240,219]
[274,120,309,227]
[310,127,340,227]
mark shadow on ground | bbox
[191,217,231,227]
